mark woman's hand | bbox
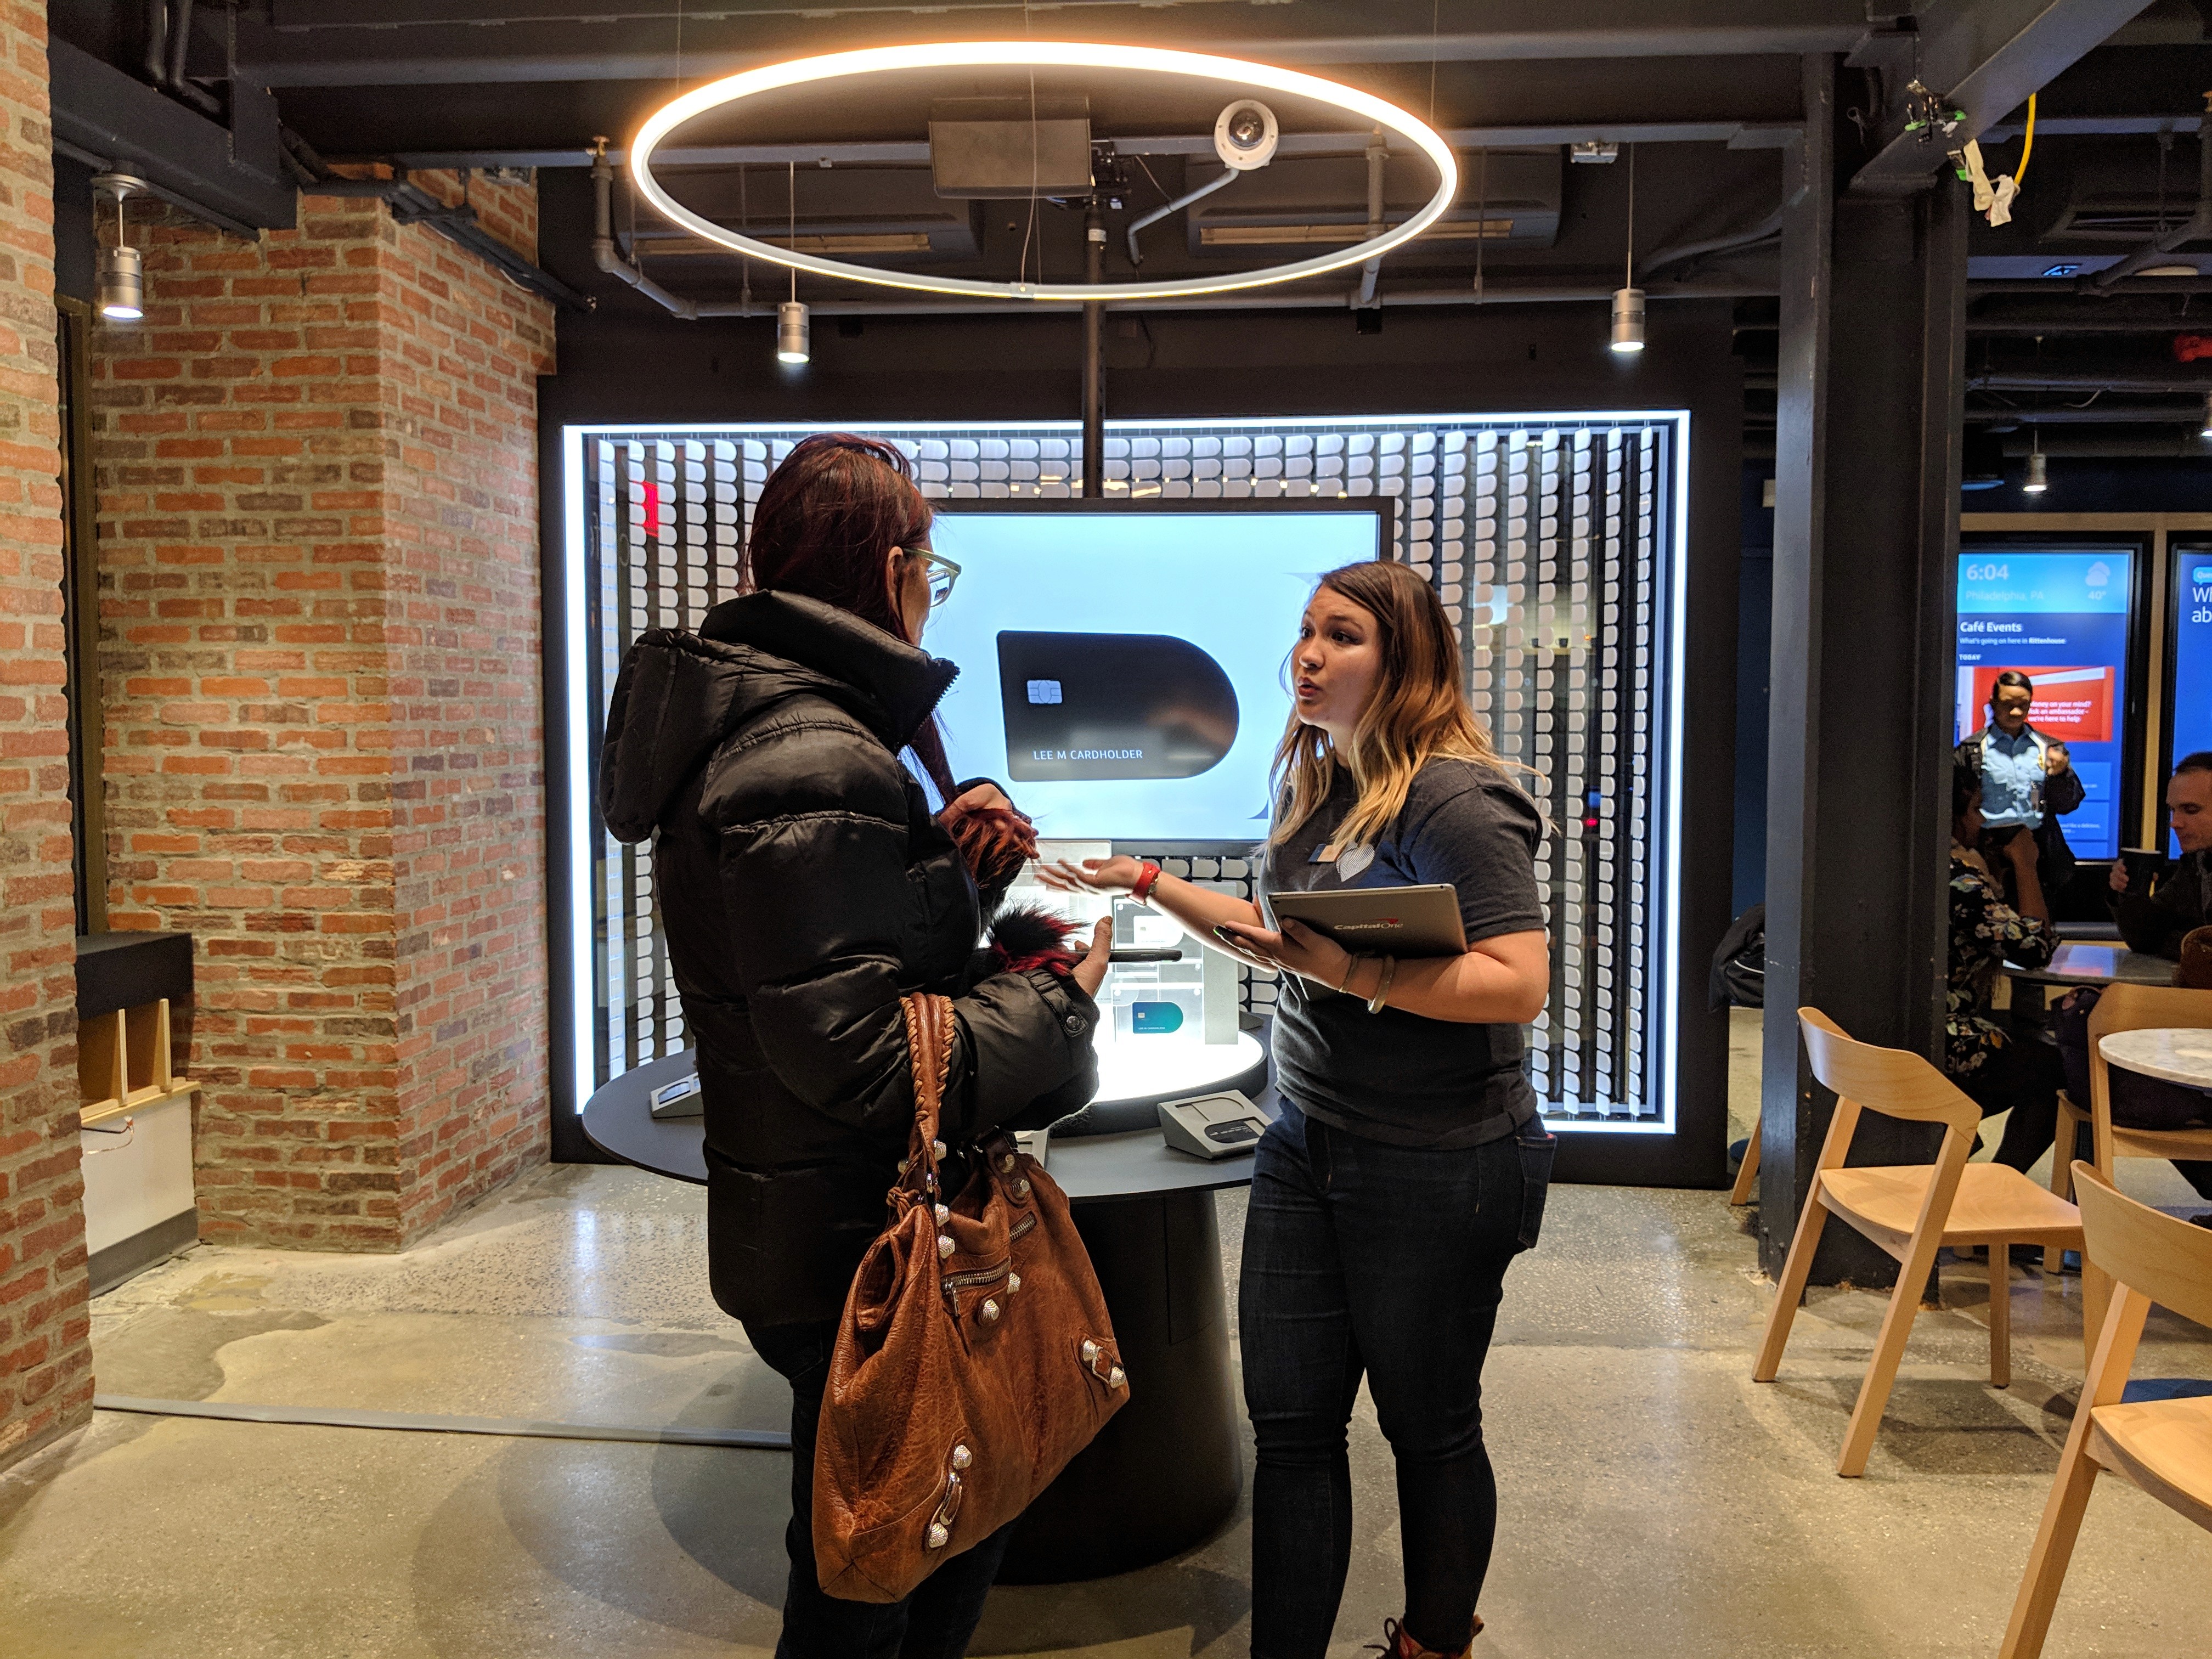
[1211,916,1356,990]
[2109,857,2133,894]
[1036,855,1145,895]
[1070,916,1114,998]
[939,782,1012,830]
[2045,741,2072,776]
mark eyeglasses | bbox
[905,546,961,607]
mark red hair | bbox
[746,434,956,798]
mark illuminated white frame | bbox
[629,42,1459,303]
[558,412,1691,1136]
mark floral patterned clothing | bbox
[1947,847,2055,1078]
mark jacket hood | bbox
[596,591,957,843]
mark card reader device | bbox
[648,1072,703,1120]
[1158,1090,1269,1160]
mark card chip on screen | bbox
[1026,679,1063,706]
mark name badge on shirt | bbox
[1314,842,1375,881]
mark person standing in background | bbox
[1955,669,2083,907]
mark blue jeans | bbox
[1238,1101,1552,1659]
[743,1319,1014,1659]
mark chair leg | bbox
[1836,1231,1945,1477]
[1729,1115,1762,1206]
[2045,1102,2083,1274]
[1752,1187,1829,1383]
[1997,1428,2104,1658]
[1988,1241,2011,1390]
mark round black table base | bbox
[997,1188,1244,1583]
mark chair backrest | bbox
[2072,1161,2212,1330]
[1798,1008,1981,1138]
[2084,982,2212,1042]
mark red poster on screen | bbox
[1969,665,2113,742]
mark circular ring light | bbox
[629,42,1458,304]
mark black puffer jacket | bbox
[598,592,1100,1328]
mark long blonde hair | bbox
[1269,560,1516,850]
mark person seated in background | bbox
[2050,988,2212,1222]
[2108,751,2212,958]
[1948,765,2064,1173]
[1955,669,2082,907]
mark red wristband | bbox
[1131,861,1163,904]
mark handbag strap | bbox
[898,992,957,1186]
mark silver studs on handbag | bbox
[938,1233,955,1259]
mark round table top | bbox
[2098,1027,2212,1089]
[2005,941,2174,988]
[580,1048,1276,1203]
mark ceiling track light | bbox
[2024,449,2049,493]
[2200,392,2212,439]
[1609,144,1644,354]
[93,172,148,323]
[628,42,1457,303]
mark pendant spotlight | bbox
[777,300,810,365]
[2200,392,2212,439]
[628,42,1457,303]
[775,162,810,365]
[93,173,147,323]
[2024,449,2049,494]
[1610,144,1644,354]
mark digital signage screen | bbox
[1955,548,2134,862]
[923,501,1389,843]
[2169,549,2212,780]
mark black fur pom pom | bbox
[989,905,1085,977]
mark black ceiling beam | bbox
[1848,0,2164,198]
[243,1,1870,87]
[49,39,296,233]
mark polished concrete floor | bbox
[4,1010,2208,1658]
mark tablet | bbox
[1265,884,1467,957]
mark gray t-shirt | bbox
[1260,758,1547,1148]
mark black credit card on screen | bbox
[996,631,1240,782]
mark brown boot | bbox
[1378,1615,1484,1659]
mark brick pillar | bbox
[93,178,555,1251]
[0,1,93,1472]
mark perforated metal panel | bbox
[574,414,1683,1129]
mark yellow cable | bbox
[2013,93,2036,185]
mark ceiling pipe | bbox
[1967,370,2212,392]
[2089,97,2212,292]
[1124,167,1237,270]
[1965,403,2212,423]
[591,138,707,319]
[1641,202,1785,274]
[1355,131,1386,309]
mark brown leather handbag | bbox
[811,992,1129,1604]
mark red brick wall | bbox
[0,0,93,1471]
[93,177,554,1250]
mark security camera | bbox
[1214,100,1279,172]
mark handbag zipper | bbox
[939,1212,1037,1297]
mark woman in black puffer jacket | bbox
[597,434,1110,1659]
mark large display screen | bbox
[922,503,1388,842]
[2170,548,2212,779]
[1954,548,2133,861]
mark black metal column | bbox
[1758,55,1968,1283]
[1082,201,1104,498]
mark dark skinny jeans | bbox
[743,1318,1014,1659]
[1239,1100,1553,1659]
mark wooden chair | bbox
[1729,1115,1762,1205]
[2044,983,2212,1274]
[1753,1009,2086,1477]
[1999,1164,2212,1658]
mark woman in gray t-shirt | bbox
[1042,560,1552,1659]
